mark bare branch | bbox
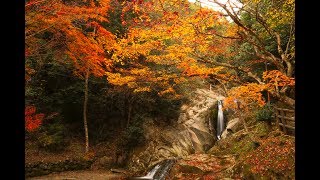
[211,0,265,46]
[285,19,295,56]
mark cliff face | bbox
[128,88,225,174]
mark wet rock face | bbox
[177,89,222,153]
[128,89,225,174]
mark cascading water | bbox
[146,164,161,178]
[216,100,224,140]
[131,159,176,180]
[156,159,176,180]
[132,164,161,179]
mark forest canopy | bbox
[25,0,294,152]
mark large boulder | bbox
[221,118,241,139]
[188,127,215,152]
[226,118,241,133]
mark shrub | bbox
[37,122,68,152]
[118,115,146,151]
[122,125,145,151]
[25,106,44,132]
[255,103,273,122]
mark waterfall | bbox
[145,164,161,178]
[131,159,176,180]
[156,159,175,180]
[132,164,161,179]
[216,100,224,140]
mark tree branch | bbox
[193,54,263,84]
[190,22,242,40]
[25,24,56,40]
[212,0,264,46]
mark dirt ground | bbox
[26,170,127,180]
[25,139,126,179]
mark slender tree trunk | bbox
[126,96,134,128]
[83,69,89,153]
[127,102,132,128]
[285,61,294,77]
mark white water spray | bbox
[133,164,161,179]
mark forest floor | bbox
[25,139,85,164]
[26,136,120,164]
[26,170,126,180]
[25,137,127,179]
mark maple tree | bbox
[209,0,294,75]
[223,70,294,111]
[224,83,266,111]
[120,0,295,107]
[117,0,294,108]
[207,0,295,106]
[263,70,295,91]
[25,106,44,132]
[26,0,116,153]
[109,0,237,94]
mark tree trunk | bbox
[285,61,294,77]
[127,103,132,128]
[127,98,133,128]
[83,69,90,153]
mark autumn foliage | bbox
[244,136,295,178]
[263,70,295,91]
[25,106,44,132]
[25,0,114,78]
[223,70,295,111]
[224,83,266,111]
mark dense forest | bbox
[25,0,295,179]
